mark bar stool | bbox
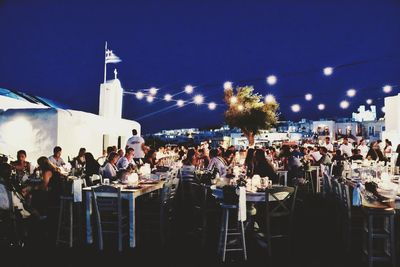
[217,203,247,262]
[362,207,396,267]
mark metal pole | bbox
[103,41,108,83]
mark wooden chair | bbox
[265,186,298,257]
[92,185,128,252]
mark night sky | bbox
[1,0,400,133]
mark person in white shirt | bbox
[339,137,353,158]
[322,137,334,153]
[102,152,120,180]
[207,149,227,177]
[116,148,135,170]
[357,139,369,158]
[48,146,65,167]
[126,129,145,164]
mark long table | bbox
[83,181,164,248]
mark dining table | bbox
[83,180,165,248]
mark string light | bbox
[318,104,325,110]
[230,96,238,104]
[184,85,194,94]
[136,91,144,100]
[237,104,244,111]
[177,100,185,107]
[305,93,313,101]
[193,94,204,105]
[149,87,158,96]
[366,99,373,105]
[383,85,392,93]
[347,88,356,97]
[291,104,301,112]
[164,94,172,102]
[223,81,233,90]
[265,94,276,104]
[146,95,154,103]
[266,75,277,85]
[340,100,349,109]
[323,67,333,76]
[208,102,216,110]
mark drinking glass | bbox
[103,178,110,185]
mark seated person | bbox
[102,152,119,180]
[48,146,66,168]
[181,149,197,180]
[349,149,363,161]
[10,150,32,181]
[116,148,136,170]
[207,149,227,177]
[144,149,157,169]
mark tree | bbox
[224,86,279,147]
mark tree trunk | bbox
[244,130,255,148]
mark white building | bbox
[382,93,400,148]
[352,105,376,122]
[0,69,140,162]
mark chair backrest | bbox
[340,183,351,219]
[322,173,332,197]
[331,178,342,202]
[92,185,122,215]
[90,174,102,185]
[222,185,238,205]
[0,183,12,211]
[266,186,297,218]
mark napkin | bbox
[352,182,361,206]
[237,186,247,222]
[73,179,82,202]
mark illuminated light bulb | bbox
[184,85,194,94]
[230,96,238,104]
[383,85,392,93]
[149,87,158,96]
[318,104,325,110]
[177,99,185,107]
[136,91,144,100]
[305,93,313,101]
[266,75,277,85]
[223,81,233,90]
[382,106,386,113]
[164,94,172,102]
[265,94,276,104]
[208,102,216,110]
[323,67,333,76]
[340,100,349,109]
[347,89,356,97]
[237,104,244,111]
[193,94,204,105]
[291,104,301,113]
[366,99,373,105]
[146,95,154,103]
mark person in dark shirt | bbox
[366,141,387,162]
[253,149,278,182]
[349,149,363,161]
[84,152,100,186]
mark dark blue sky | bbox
[1,0,400,133]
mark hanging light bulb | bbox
[366,99,373,105]
[146,95,154,103]
[149,87,158,96]
[323,67,333,76]
[340,100,349,109]
[230,96,238,104]
[266,75,277,85]
[208,102,216,110]
[177,99,185,107]
[318,103,325,110]
[383,85,392,93]
[291,104,301,113]
[305,93,313,101]
[136,91,144,100]
[265,94,276,104]
[347,89,356,97]
[184,85,194,94]
[193,94,204,105]
[164,94,172,102]
[223,81,233,90]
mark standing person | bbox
[322,137,334,153]
[357,139,369,158]
[339,138,353,158]
[126,129,145,164]
[48,146,65,167]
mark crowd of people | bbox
[0,126,398,246]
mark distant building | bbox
[352,105,376,122]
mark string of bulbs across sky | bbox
[125,64,398,114]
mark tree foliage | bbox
[224,86,279,145]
